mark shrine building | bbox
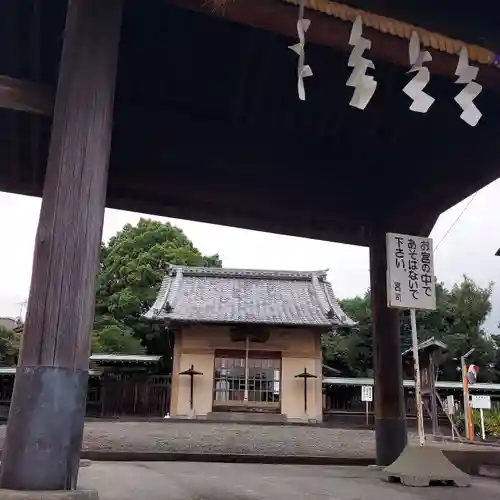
[145,265,355,422]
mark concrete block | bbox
[0,489,98,500]
[478,465,500,479]
[381,445,471,487]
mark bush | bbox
[455,407,500,438]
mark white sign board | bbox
[471,395,491,410]
[386,233,436,310]
[446,395,455,415]
[361,385,373,402]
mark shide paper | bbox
[346,16,377,110]
[289,0,312,101]
[454,47,482,127]
[403,32,435,113]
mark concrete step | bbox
[478,465,500,479]
[206,412,287,423]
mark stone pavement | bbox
[0,421,486,459]
[78,462,499,500]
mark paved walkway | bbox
[0,421,490,459]
[78,462,499,500]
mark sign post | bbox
[446,395,455,439]
[471,395,491,441]
[382,233,470,487]
[409,308,425,446]
[386,233,436,448]
[361,385,373,426]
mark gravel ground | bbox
[0,421,491,458]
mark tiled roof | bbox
[144,266,356,328]
[0,317,18,330]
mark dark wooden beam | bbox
[0,75,53,116]
[107,178,372,246]
[0,0,123,491]
[369,226,407,466]
[165,0,500,91]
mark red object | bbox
[467,364,479,384]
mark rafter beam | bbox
[165,0,500,91]
[0,75,54,116]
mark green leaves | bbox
[93,218,221,354]
[0,326,20,365]
[92,324,145,354]
[324,276,498,381]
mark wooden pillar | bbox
[0,0,123,491]
[369,229,407,466]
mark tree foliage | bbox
[94,218,221,354]
[0,326,20,365]
[323,292,373,377]
[324,276,499,381]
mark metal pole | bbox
[461,357,470,439]
[410,308,425,446]
[244,334,249,402]
[468,392,475,440]
[189,374,194,410]
[461,348,475,440]
[480,408,485,440]
[304,374,308,415]
[429,356,438,438]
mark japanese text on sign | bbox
[386,233,436,310]
[361,385,373,402]
[471,395,491,410]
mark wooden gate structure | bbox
[98,374,171,417]
[0,0,499,491]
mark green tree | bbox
[491,334,500,381]
[0,326,20,365]
[325,276,497,381]
[408,277,496,381]
[94,218,221,354]
[91,317,145,354]
[323,291,372,376]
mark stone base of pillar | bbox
[0,489,98,500]
[381,445,471,487]
[0,367,88,490]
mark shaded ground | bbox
[78,462,500,500]
[0,421,491,458]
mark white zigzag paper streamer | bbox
[403,32,435,113]
[346,16,377,110]
[288,0,312,101]
[454,47,482,127]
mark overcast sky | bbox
[1,178,499,333]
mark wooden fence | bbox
[89,373,171,417]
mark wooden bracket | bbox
[0,75,54,116]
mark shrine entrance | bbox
[213,350,281,413]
